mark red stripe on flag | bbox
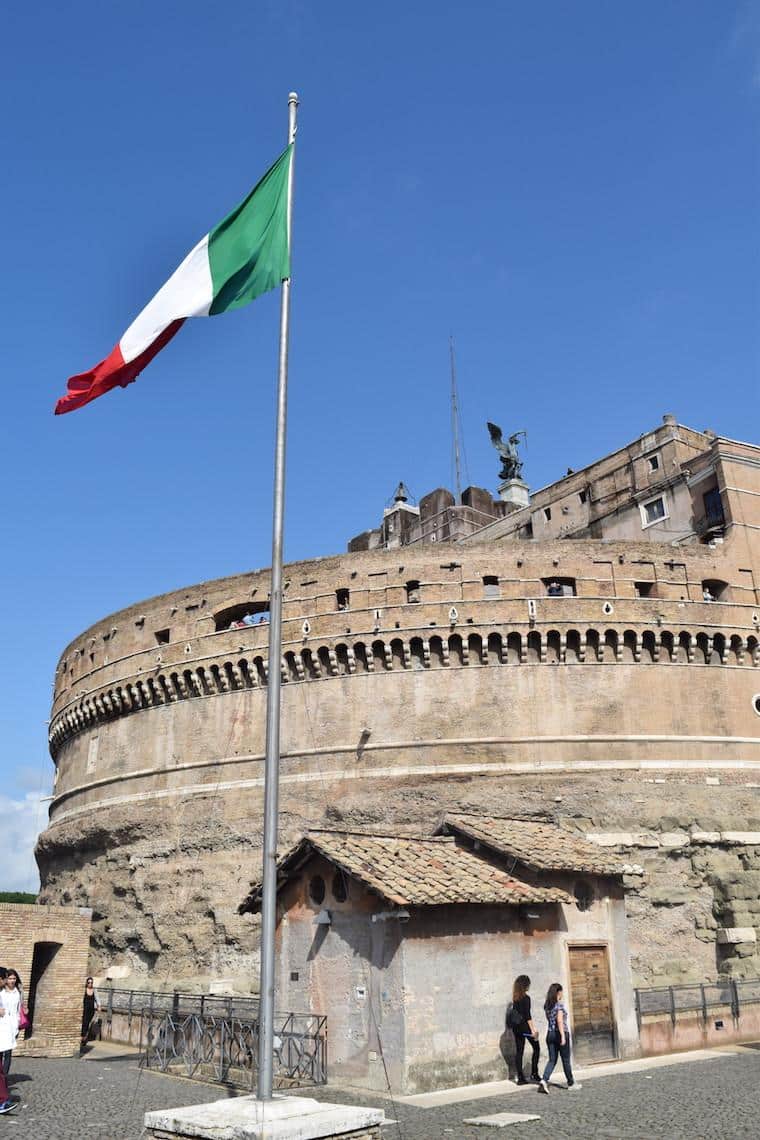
[54,319,185,415]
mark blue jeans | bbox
[542,1033,574,1086]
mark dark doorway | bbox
[27,941,62,1035]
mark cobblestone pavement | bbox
[2,1043,758,1139]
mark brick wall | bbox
[0,903,92,1057]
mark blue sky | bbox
[3,1,758,889]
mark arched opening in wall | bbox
[183,669,199,697]
[711,633,726,665]
[449,634,464,666]
[747,636,759,666]
[410,637,425,670]
[254,656,268,685]
[302,649,319,679]
[641,631,657,663]
[372,640,388,671]
[214,601,271,632]
[468,633,483,664]
[353,642,369,673]
[695,633,710,664]
[676,631,691,664]
[487,632,503,665]
[170,673,183,699]
[284,652,299,682]
[430,635,446,667]
[621,630,637,663]
[238,659,255,687]
[659,631,674,663]
[603,629,618,663]
[390,638,405,669]
[526,630,541,663]
[507,631,522,664]
[701,579,729,603]
[729,635,744,665]
[158,675,172,702]
[546,630,561,663]
[566,630,581,663]
[585,629,599,662]
[335,643,350,676]
[27,941,63,1036]
[318,646,333,676]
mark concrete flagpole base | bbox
[144,1093,385,1140]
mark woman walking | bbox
[510,974,540,1084]
[0,970,23,1077]
[81,977,100,1050]
[537,982,581,1093]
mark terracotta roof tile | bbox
[442,814,632,876]
[239,829,572,913]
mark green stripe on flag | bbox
[208,144,292,315]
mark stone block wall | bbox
[0,902,92,1057]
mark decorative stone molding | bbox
[48,623,759,758]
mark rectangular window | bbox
[336,588,350,611]
[579,489,588,504]
[648,454,660,472]
[155,628,170,645]
[483,575,500,599]
[641,496,666,527]
[634,581,654,598]
[406,580,421,603]
[543,507,552,522]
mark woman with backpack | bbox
[508,974,540,1084]
[537,982,581,1093]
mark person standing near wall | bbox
[538,982,581,1093]
[510,974,540,1084]
[0,969,23,1077]
[81,977,100,1050]
[0,969,16,1113]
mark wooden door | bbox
[568,945,616,1063]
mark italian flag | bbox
[55,145,293,415]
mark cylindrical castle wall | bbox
[37,539,760,986]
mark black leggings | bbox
[513,1031,540,1079]
[0,1051,11,1076]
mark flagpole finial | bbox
[289,91,299,104]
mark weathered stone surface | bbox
[648,886,691,907]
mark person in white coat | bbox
[0,970,23,1076]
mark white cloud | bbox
[0,793,45,893]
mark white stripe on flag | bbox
[120,234,214,363]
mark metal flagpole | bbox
[257,90,298,1102]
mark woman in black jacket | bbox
[510,974,540,1084]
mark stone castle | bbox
[37,414,760,991]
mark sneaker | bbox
[537,1079,549,1095]
[567,1082,582,1091]
[0,1101,17,1114]
[516,1077,527,1086]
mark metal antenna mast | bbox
[450,336,463,504]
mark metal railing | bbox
[635,978,760,1028]
[141,1009,327,1089]
[103,986,261,1029]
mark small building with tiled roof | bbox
[240,822,640,1093]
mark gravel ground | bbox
[1,1043,757,1139]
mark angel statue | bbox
[487,422,526,482]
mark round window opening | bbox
[753,694,760,718]
[332,872,348,903]
[574,881,594,912]
[308,875,326,905]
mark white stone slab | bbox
[463,1111,541,1127]
[144,1094,385,1140]
[721,832,760,845]
[717,927,757,945]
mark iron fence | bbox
[141,1009,327,1089]
[102,986,261,1027]
[635,977,760,1028]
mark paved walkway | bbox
[2,1041,758,1138]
